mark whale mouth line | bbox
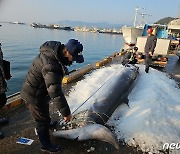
[70,110,109,128]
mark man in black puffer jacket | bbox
[20,39,84,153]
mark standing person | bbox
[144,27,157,73]
[20,39,84,153]
[0,43,10,139]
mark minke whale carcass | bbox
[53,65,139,149]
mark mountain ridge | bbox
[154,17,178,25]
[56,20,124,28]
[52,17,178,28]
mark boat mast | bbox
[133,6,139,27]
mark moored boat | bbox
[121,7,145,46]
[122,26,143,46]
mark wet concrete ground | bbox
[0,55,179,154]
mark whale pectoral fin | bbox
[53,124,119,149]
[73,137,79,141]
[121,97,129,105]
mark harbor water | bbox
[0,23,125,95]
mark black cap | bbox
[65,39,84,63]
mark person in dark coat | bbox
[122,46,138,66]
[0,43,10,139]
[20,39,84,153]
[144,27,157,73]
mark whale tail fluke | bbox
[53,124,119,149]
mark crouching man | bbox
[20,39,84,153]
[122,46,138,66]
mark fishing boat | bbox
[121,7,154,46]
[121,7,145,46]
[122,26,143,46]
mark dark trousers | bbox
[129,59,137,64]
[145,52,152,72]
[26,102,51,132]
[0,93,7,109]
[26,100,57,147]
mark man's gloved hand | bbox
[64,114,72,122]
[49,120,58,130]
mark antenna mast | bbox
[133,6,139,27]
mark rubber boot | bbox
[145,68,149,73]
[0,117,9,125]
[37,129,63,153]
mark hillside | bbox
[154,17,177,25]
[56,20,123,28]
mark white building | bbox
[168,18,180,37]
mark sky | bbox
[0,0,179,25]
[65,64,180,154]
